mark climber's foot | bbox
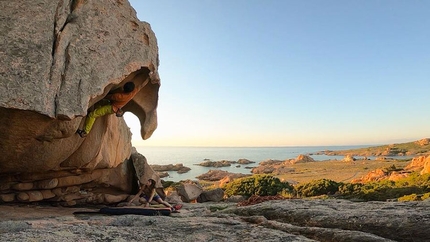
[76,129,87,138]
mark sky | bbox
[126,0,430,147]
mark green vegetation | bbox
[220,140,430,202]
[223,173,430,202]
[295,179,340,197]
[276,159,409,185]
[223,175,294,197]
[324,139,430,156]
[398,194,421,202]
[161,180,175,188]
[382,164,403,173]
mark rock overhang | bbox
[0,0,161,200]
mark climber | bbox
[127,178,182,212]
[76,78,148,138]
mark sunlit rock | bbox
[0,0,161,205]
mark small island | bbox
[196,158,255,167]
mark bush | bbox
[338,183,364,198]
[422,192,430,200]
[358,182,398,201]
[396,172,430,188]
[398,194,421,202]
[161,180,175,188]
[295,179,341,197]
[383,165,402,173]
[223,175,293,197]
[336,173,430,201]
[223,172,430,201]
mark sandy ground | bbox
[0,204,95,221]
[277,158,409,184]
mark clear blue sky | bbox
[126,0,430,147]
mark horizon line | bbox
[132,144,378,148]
[131,137,428,148]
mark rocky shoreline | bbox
[314,138,430,157]
[149,153,415,185]
[1,198,429,241]
[1,151,429,241]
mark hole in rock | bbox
[124,112,141,143]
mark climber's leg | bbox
[83,105,115,134]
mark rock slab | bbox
[1,199,429,241]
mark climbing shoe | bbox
[115,108,124,117]
[76,129,87,138]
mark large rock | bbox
[196,170,249,182]
[252,158,296,175]
[405,156,427,171]
[404,155,430,175]
[177,182,203,202]
[291,154,315,164]
[415,138,430,146]
[197,188,225,202]
[228,199,430,242]
[150,163,191,174]
[1,0,160,119]
[130,149,161,187]
[421,156,430,175]
[351,168,387,183]
[197,160,232,167]
[0,0,161,203]
[1,199,429,241]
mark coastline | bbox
[132,142,428,183]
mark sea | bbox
[135,145,369,182]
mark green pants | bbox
[84,105,115,133]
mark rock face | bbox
[229,199,430,242]
[197,188,225,202]
[352,155,430,183]
[415,138,430,146]
[150,164,191,174]
[291,154,315,164]
[252,155,317,175]
[196,170,250,182]
[1,199,429,241]
[197,159,256,168]
[197,160,233,167]
[1,0,160,119]
[406,155,430,175]
[423,157,430,175]
[406,156,427,171]
[177,182,204,202]
[351,168,388,183]
[0,0,160,203]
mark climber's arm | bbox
[128,186,145,205]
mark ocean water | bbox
[135,145,367,182]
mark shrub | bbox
[358,182,399,201]
[223,175,293,197]
[336,173,430,201]
[383,165,402,173]
[295,179,341,197]
[422,192,430,200]
[396,172,430,188]
[398,194,421,202]
[161,180,175,188]
[338,183,364,198]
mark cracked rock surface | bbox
[1,199,428,241]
